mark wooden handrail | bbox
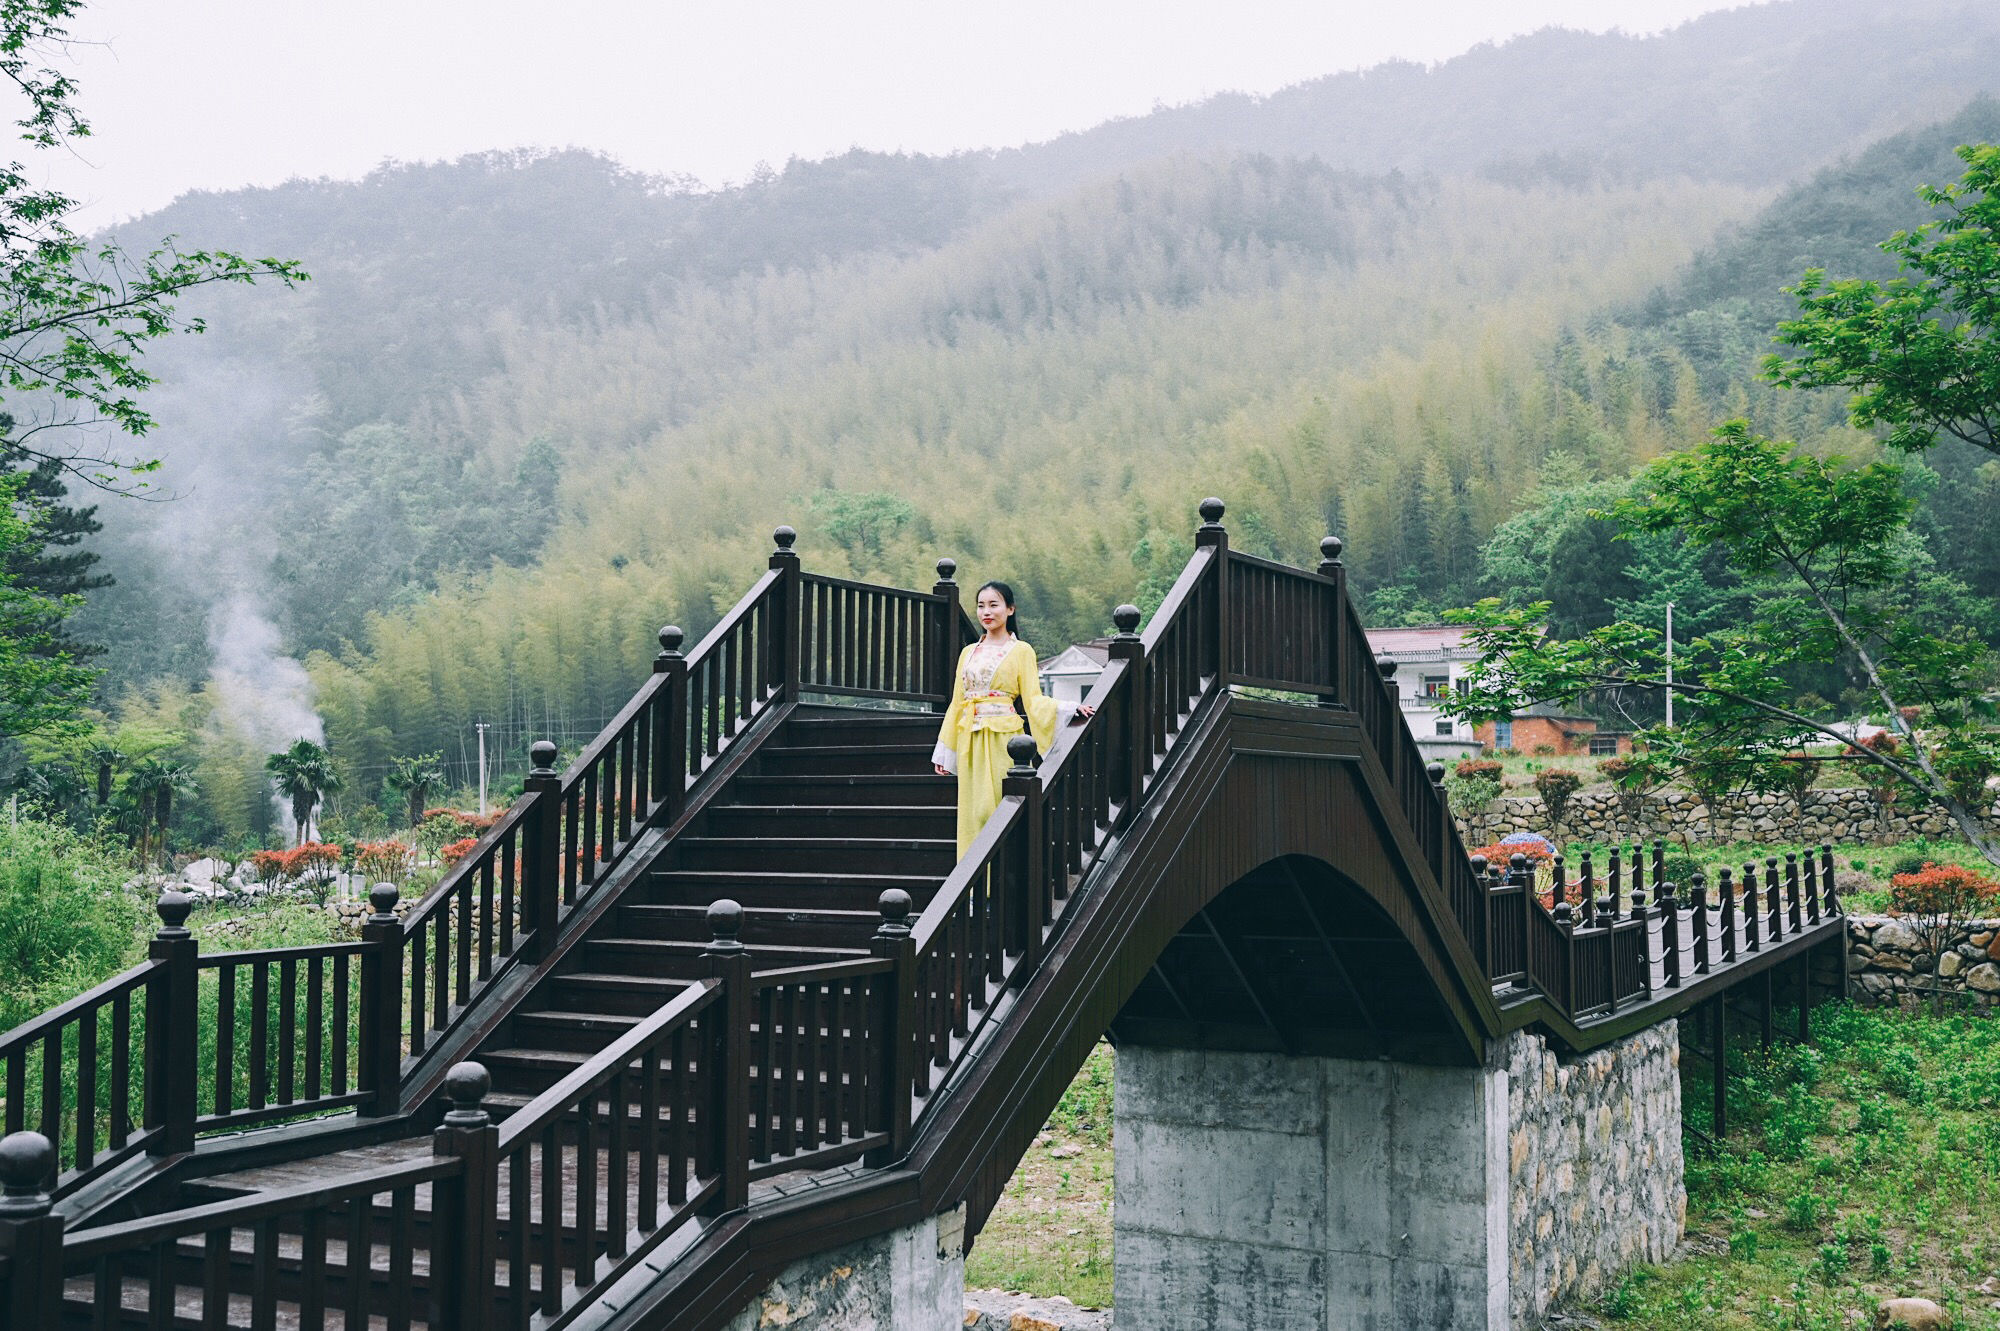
[399,789,537,931]
[193,940,367,967]
[684,569,782,671]
[1140,545,1217,653]
[799,571,945,602]
[0,958,157,1051]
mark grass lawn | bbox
[1606,1002,2000,1330]
[964,1043,1115,1307]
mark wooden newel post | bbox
[1741,862,1761,951]
[1109,604,1145,820]
[1194,498,1229,687]
[868,889,917,1167]
[1661,883,1681,989]
[771,526,802,701]
[1003,736,1046,969]
[1765,857,1783,941]
[1690,874,1711,974]
[1820,844,1838,915]
[521,741,562,958]
[1718,869,1738,962]
[0,1133,63,1327]
[933,559,962,705]
[1786,853,1804,931]
[431,1061,499,1327]
[653,626,687,820]
[359,883,405,1117]
[1318,535,1346,708]
[703,901,752,1214]
[1471,855,1493,967]
[147,888,199,1155]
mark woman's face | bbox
[976,587,1011,634]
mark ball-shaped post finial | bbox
[154,885,193,937]
[1197,496,1226,529]
[1112,603,1142,638]
[1006,734,1040,778]
[1426,761,1446,786]
[658,624,684,657]
[772,525,797,555]
[1469,854,1488,877]
[935,557,958,585]
[0,1131,54,1216]
[876,887,913,937]
[529,740,558,777]
[443,1061,491,1125]
[706,898,745,952]
[368,882,401,924]
[1319,534,1344,567]
[1375,656,1398,679]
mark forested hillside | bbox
[22,0,2000,846]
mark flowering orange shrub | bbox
[439,838,480,868]
[1469,841,1553,867]
[356,839,413,882]
[1888,862,1999,919]
[249,849,289,884]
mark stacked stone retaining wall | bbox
[1846,914,2000,1007]
[1460,787,1996,849]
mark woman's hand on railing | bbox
[1073,704,1095,722]
[934,764,952,777]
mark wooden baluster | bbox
[703,901,752,1213]
[1765,857,1784,941]
[147,888,198,1154]
[1195,498,1229,687]
[1786,852,1804,931]
[1005,736,1046,972]
[1715,867,1736,961]
[305,954,324,1103]
[521,743,562,958]
[1108,604,1145,821]
[868,891,917,1167]
[0,1133,65,1329]
[359,884,405,1117]
[654,627,687,822]
[430,1062,498,1329]
[1690,874,1711,974]
[214,961,237,1118]
[1741,862,1761,951]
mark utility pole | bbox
[475,723,490,816]
[1664,602,1675,729]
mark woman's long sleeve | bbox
[1018,645,1065,755]
[933,648,968,774]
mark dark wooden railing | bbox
[0,499,1854,1329]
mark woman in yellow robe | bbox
[931,581,1089,856]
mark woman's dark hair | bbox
[975,580,1020,635]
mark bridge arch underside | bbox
[1111,852,1473,1066]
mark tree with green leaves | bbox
[0,2,306,490]
[1442,422,2000,866]
[1765,142,2000,460]
[265,740,342,846]
[124,755,193,867]
[384,751,446,829]
[0,470,93,739]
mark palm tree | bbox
[384,752,447,829]
[125,759,196,868]
[265,739,343,845]
[91,745,124,806]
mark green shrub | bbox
[0,818,147,1029]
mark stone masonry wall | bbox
[1846,915,2000,1008]
[1503,1022,1686,1330]
[1461,787,1997,850]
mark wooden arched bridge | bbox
[0,500,1846,1329]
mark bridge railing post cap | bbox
[1509,852,1528,869]
[1112,603,1142,637]
[706,898,745,949]
[1375,657,1397,677]
[1469,854,1488,873]
[154,886,193,936]
[0,1131,54,1216]
[1320,535,1344,564]
[658,624,684,656]
[1006,734,1040,773]
[772,525,797,553]
[368,882,401,923]
[1197,497,1226,526]
[876,888,913,935]
[529,739,558,776]
[442,1061,492,1125]
[936,557,957,583]
[1426,761,1445,786]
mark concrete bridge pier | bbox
[1113,1025,1687,1331]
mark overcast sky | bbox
[38,0,1771,227]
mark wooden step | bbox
[664,835,954,875]
[730,774,955,807]
[617,903,880,947]
[510,1009,642,1054]
[705,803,954,839]
[541,971,696,1016]
[645,869,939,910]
[755,743,935,777]
[784,714,942,746]
[582,937,870,975]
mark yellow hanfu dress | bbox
[932,637,1066,856]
